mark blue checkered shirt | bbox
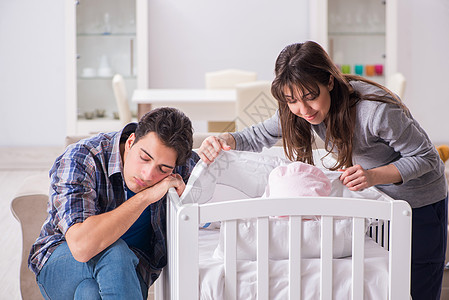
[28,123,199,286]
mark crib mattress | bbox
[197,229,389,300]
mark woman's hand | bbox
[197,133,235,164]
[339,164,402,191]
[339,165,373,191]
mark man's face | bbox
[122,132,177,193]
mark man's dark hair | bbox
[134,107,193,166]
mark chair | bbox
[11,174,50,300]
[234,80,278,131]
[205,69,257,132]
[205,69,257,89]
[386,72,406,99]
[112,74,133,126]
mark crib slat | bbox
[320,216,333,300]
[351,217,365,300]
[377,220,383,245]
[289,216,302,300]
[168,199,177,299]
[224,220,237,300]
[257,217,269,300]
[384,220,389,250]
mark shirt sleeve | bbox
[49,145,98,235]
[231,110,282,152]
[370,103,441,184]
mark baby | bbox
[214,161,353,260]
[264,161,332,220]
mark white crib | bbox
[155,149,412,300]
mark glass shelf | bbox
[77,32,136,37]
[77,75,137,80]
[329,31,385,36]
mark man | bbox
[29,107,199,299]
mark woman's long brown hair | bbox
[271,41,407,170]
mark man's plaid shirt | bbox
[28,123,199,286]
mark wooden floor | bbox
[0,146,154,299]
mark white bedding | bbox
[198,229,389,300]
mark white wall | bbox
[147,0,310,88]
[0,0,66,147]
[397,0,449,145]
[1,0,448,146]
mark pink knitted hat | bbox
[266,162,332,198]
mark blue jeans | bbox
[37,239,148,300]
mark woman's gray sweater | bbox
[231,81,447,208]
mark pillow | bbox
[180,150,291,204]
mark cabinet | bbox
[309,0,398,86]
[65,0,149,135]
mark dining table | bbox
[132,88,237,121]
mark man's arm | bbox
[65,173,184,262]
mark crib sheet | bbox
[197,229,389,300]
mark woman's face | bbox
[283,78,333,125]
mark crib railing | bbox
[219,214,368,300]
[369,219,390,249]
[161,189,412,300]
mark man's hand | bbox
[141,173,186,198]
[66,173,185,262]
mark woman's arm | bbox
[231,110,282,152]
[344,100,441,191]
[339,164,402,191]
[197,111,282,163]
[370,103,441,183]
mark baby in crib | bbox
[214,161,353,260]
[264,161,332,220]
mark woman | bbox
[198,41,447,300]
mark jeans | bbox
[37,239,148,300]
[411,196,448,300]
